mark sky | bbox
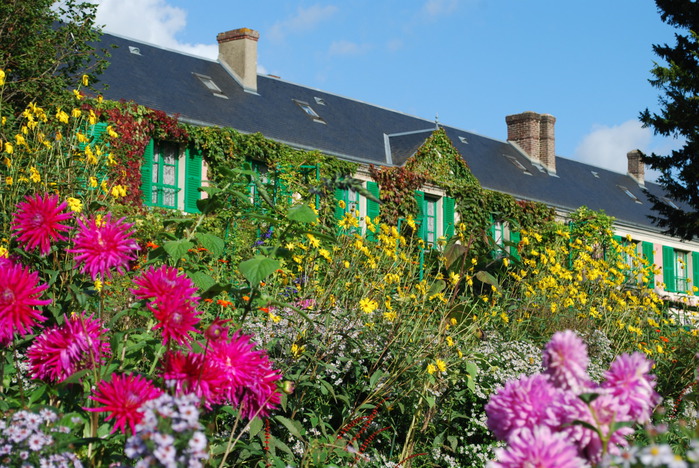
[91,0,682,177]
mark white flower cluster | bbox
[0,409,82,468]
[124,393,208,468]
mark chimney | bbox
[627,149,645,186]
[506,111,557,174]
[217,28,259,93]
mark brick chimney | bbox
[627,149,645,186]
[505,111,557,174]
[217,28,259,93]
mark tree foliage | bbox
[640,0,699,240]
[0,0,107,113]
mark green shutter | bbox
[366,182,380,242]
[140,139,154,206]
[414,191,426,240]
[662,245,676,293]
[334,188,347,220]
[184,145,202,213]
[510,230,521,260]
[443,196,455,238]
[642,242,655,287]
[692,252,699,294]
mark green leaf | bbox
[428,280,446,296]
[578,392,600,404]
[189,271,216,292]
[475,270,500,289]
[162,240,194,260]
[239,256,280,285]
[444,242,468,269]
[369,369,385,388]
[275,415,305,441]
[248,417,264,438]
[195,233,225,256]
[286,204,318,224]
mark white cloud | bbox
[574,120,653,174]
[328,40,371,56]
[422,0,459,17]
[267,5,339,43]
[93,0,218,59]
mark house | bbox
[92,27,699,306]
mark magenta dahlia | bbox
[208,330,282,419]
[602,352,660,423]
[86,373,162,434]
[542,330,593,393]
[0,260,51,344]
[27,312,111,383]
[162,350,227,407]
[485,373,562,442]
[147,295,201,347]
[69,214,140,280]
[131,265,199,304]
[11,193,73,256]
[489,426,589,468]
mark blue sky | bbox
[93,0,681,177]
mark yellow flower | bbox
[82,74,89,86]
[3,157,10,168]
[95,214,104,227]
[406,216,416,230]
[436,359,447,373]
[337,199,346,209]
[0,246,7,258]
[5,176,12,186]
[73,89,82,100]
[100,179,108,193]
[29,166,41,183]
[446,336,454,347]
[94,279,103,292]
[427,364,437,375]
[89,176,98,188]
[111,185,127,198]
[291,343,305,358]
[107,126,118,138]
[55,109,69,124]
[85,145,97,164]
[318,248,331,261]
[306,234,320,248]
[67,197,83,213]
[0,69,5,86]
[383,311,397,321]
[343,260,350,268]
[269,313,281,323]
[359,297,379,314]
[449,271,460,286]
[71,108,82,118]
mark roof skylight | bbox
[128,46,141,55]
[193,73,227,99]
[618,185,642,204]
[505,155,532,175]
[458,136,468,144]
[314,97,326,106]
[294,100,325,123]
[662,197,680,209]
[591,171,599,178]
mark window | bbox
[193,73,228,99]
[141,140,203,213]
[424,196,437,245]
[414,191,456,248]
[675,250,689,292]
[662,246,693,293]
[293,100,325,123]
[334,181,380,238]
[490,219,506,258]
[618,185,642,204]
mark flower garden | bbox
[2,72,699,467]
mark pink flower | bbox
[86,373,162,434]
[11,193,72,255]
[489,426,589,468]
[131,265,199,304]
[485,373,562,442]
[27,313,111,383]
[542,330,593,393]
[132,265,201,346]
[147,295,201,347]
[0,259,51,344]
[208,330,282,419]
[602,352,660,423]
[69,214,140,280]
[162,350,227,407]
[204,318,231,342]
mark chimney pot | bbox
[217,27,259,92]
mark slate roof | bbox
[94,31,674,233]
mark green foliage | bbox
[0,0,108,114]
[640,0,699,240]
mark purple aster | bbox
[485,373,562,442]
[542,330,593,393]
[602,352,660,423]
[489,426,589,468]
[27,312,111,383]
[0,259,51,344]
[69,214,140,280]
[11,193,73,255]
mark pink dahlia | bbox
[485,373,562,442]
[147,296,201,347]
[542,330,593,393]
[131,265,199,305]
[0,260,51,344]
[11,193,73,255]
[69,214,140,280]
[27,312,111,383]
[489,426,589,468]
[209,330,282,419]
[86,373,162,434]
[162,350,227,407]
[602,352,660,423]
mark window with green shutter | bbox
[510,230,521,260]
[151,141,179,209]
[642,242,656,287]
[365,181,380,241]
[184,145,202,213]
[442,196,455,238]
[675,249,690,293]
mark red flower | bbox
[162,350,227,407]
[11,193,72,255]
[147,295,201,347]
[0,259,51,344]
[86,373,162,434]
